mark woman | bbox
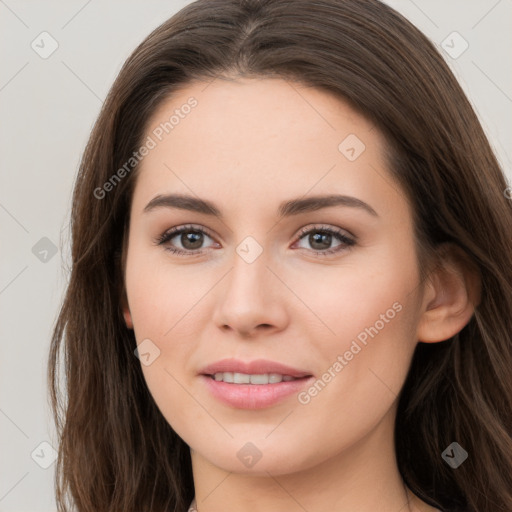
[48,0,512,511]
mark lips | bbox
[199,358,313,379]
[198,359,315,409]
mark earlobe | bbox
[123,308,134,329]
[121,291,134,329]
[416,244,481,343]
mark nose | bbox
[211,249,289,338]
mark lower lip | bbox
[200,375,314,409]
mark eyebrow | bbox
[143,193,378,218]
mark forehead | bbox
[131,77,405,221]
[145,76,376,152]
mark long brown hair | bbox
[48,0,512,510]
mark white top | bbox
[187,497,442,511]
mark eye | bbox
[154,224,217,256]
[293,224,356,256]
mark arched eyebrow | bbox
[143,193,378,218]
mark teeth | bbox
[212,372,300,384]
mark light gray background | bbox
[0,1,510,510]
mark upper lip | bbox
[199,358,313,378]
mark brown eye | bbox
[177,230,205,250]
[155,225,216,256]
[294,225,355,256]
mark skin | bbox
[122,77,478,512]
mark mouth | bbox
[198,358,314,408]
[199,371,314,409]
[198,358,313,380]
[204,372,311,384]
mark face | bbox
[122,77,426,475]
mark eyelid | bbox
[294,223,356,242]
[154,223,215,243]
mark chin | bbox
[194,438,323,476]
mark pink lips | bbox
[199,358,314,409]
[199,358,313,379]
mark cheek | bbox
[125,246,209,432]
[298,243,418,349]
[294,241,421,407]
[125,243,205,341]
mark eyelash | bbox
[154,223,356,258]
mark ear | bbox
[416,244,481,343]
[118,222,133,330]
[121,290,133,329]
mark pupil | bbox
[182,231,203,250]
[310,232,331,250]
